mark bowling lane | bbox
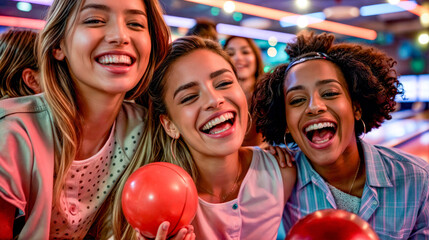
[394,131,429,162]
[365,110,429,162]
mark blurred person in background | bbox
[224,36,267,147]
[186,18,218,42]
[0,29,41,99]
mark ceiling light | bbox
[295,0,309,10]
[387,0,401,5]
[418,33,429,44]
[216,23,296,43]
[184,0,377,40]
[280,12,325,28]
[421,13,429,26]
[296,16,309,28]
[17,2,32,12]
[12,0,51,5]
[267,47,277,57]
[223,1,235,14]
[323,6,359,20]
[0,15,45,29]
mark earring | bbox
[245,111,253,135]
[170,134,179,162]
[283,130,298,153]
[359,118,366,139]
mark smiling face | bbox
[160,49,248,159]
[225,38,257,106]
[54,0,151,99]
[284,59,360,167]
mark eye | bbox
[216,80,233,89]
[128,22,146,29]
[322,91,340,98]
[83,18,105,25]
[289,97,306,106]
[180,94,198,104]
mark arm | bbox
[279,162,297,203]
[0,197,15,239]
[409,177,429,239]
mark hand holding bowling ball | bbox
[286,209,379,240]
[122,162,198,239]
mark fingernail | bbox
[163,222,170,230]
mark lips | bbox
[303,121,337,145]
[200,112,235,135]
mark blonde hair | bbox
[0,29,39,98]
[37,0,169,238]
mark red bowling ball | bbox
[286,209,379,240]
[122,162,198,238]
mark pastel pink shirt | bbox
[192,147,284,240]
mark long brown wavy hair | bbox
[37,0,169,238]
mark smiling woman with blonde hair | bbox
[0,0,196,239]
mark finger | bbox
[135,228,146,240]
[281,148,293,167]
[268,146,276,155]
[154,221,170,240]
[275,147,287,168]
[184,232,196,240]
[171,228,188,240]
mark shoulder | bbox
[364,142,429,184]
[120,101,148,121]
[0,94,49,119]
[0,94,53,137]
[248,147,297,184]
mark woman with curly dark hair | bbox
[253,31,429,239]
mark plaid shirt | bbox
[283,140,429,240]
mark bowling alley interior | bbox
[1,0,429,239]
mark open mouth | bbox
[304,122,337,144]
[96,54,134,66]
[200,112,235,135]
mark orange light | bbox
[184,0,377,40]
[397,0,429,16]
[0,16,46,29]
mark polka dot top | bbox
[50,121,139,239]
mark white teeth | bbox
[202,112,234,131]
[305,122,335,133]
[98,55,132,65]
[313,138,329,144]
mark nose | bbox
[305,94,327,115]
[105,20,130,45]
[204,88,225,110]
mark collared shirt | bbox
[283,140,429,240]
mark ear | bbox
[353,102,362,120]
[159,114,180,139]
[22,68,42,94]
[53,42,65,60]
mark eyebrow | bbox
[173,68,233,99]
[173,82,197,99]
[81,4,147,16]
[210,68,232,79]
[285,79,341,95]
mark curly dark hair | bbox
[252,32,403,145]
